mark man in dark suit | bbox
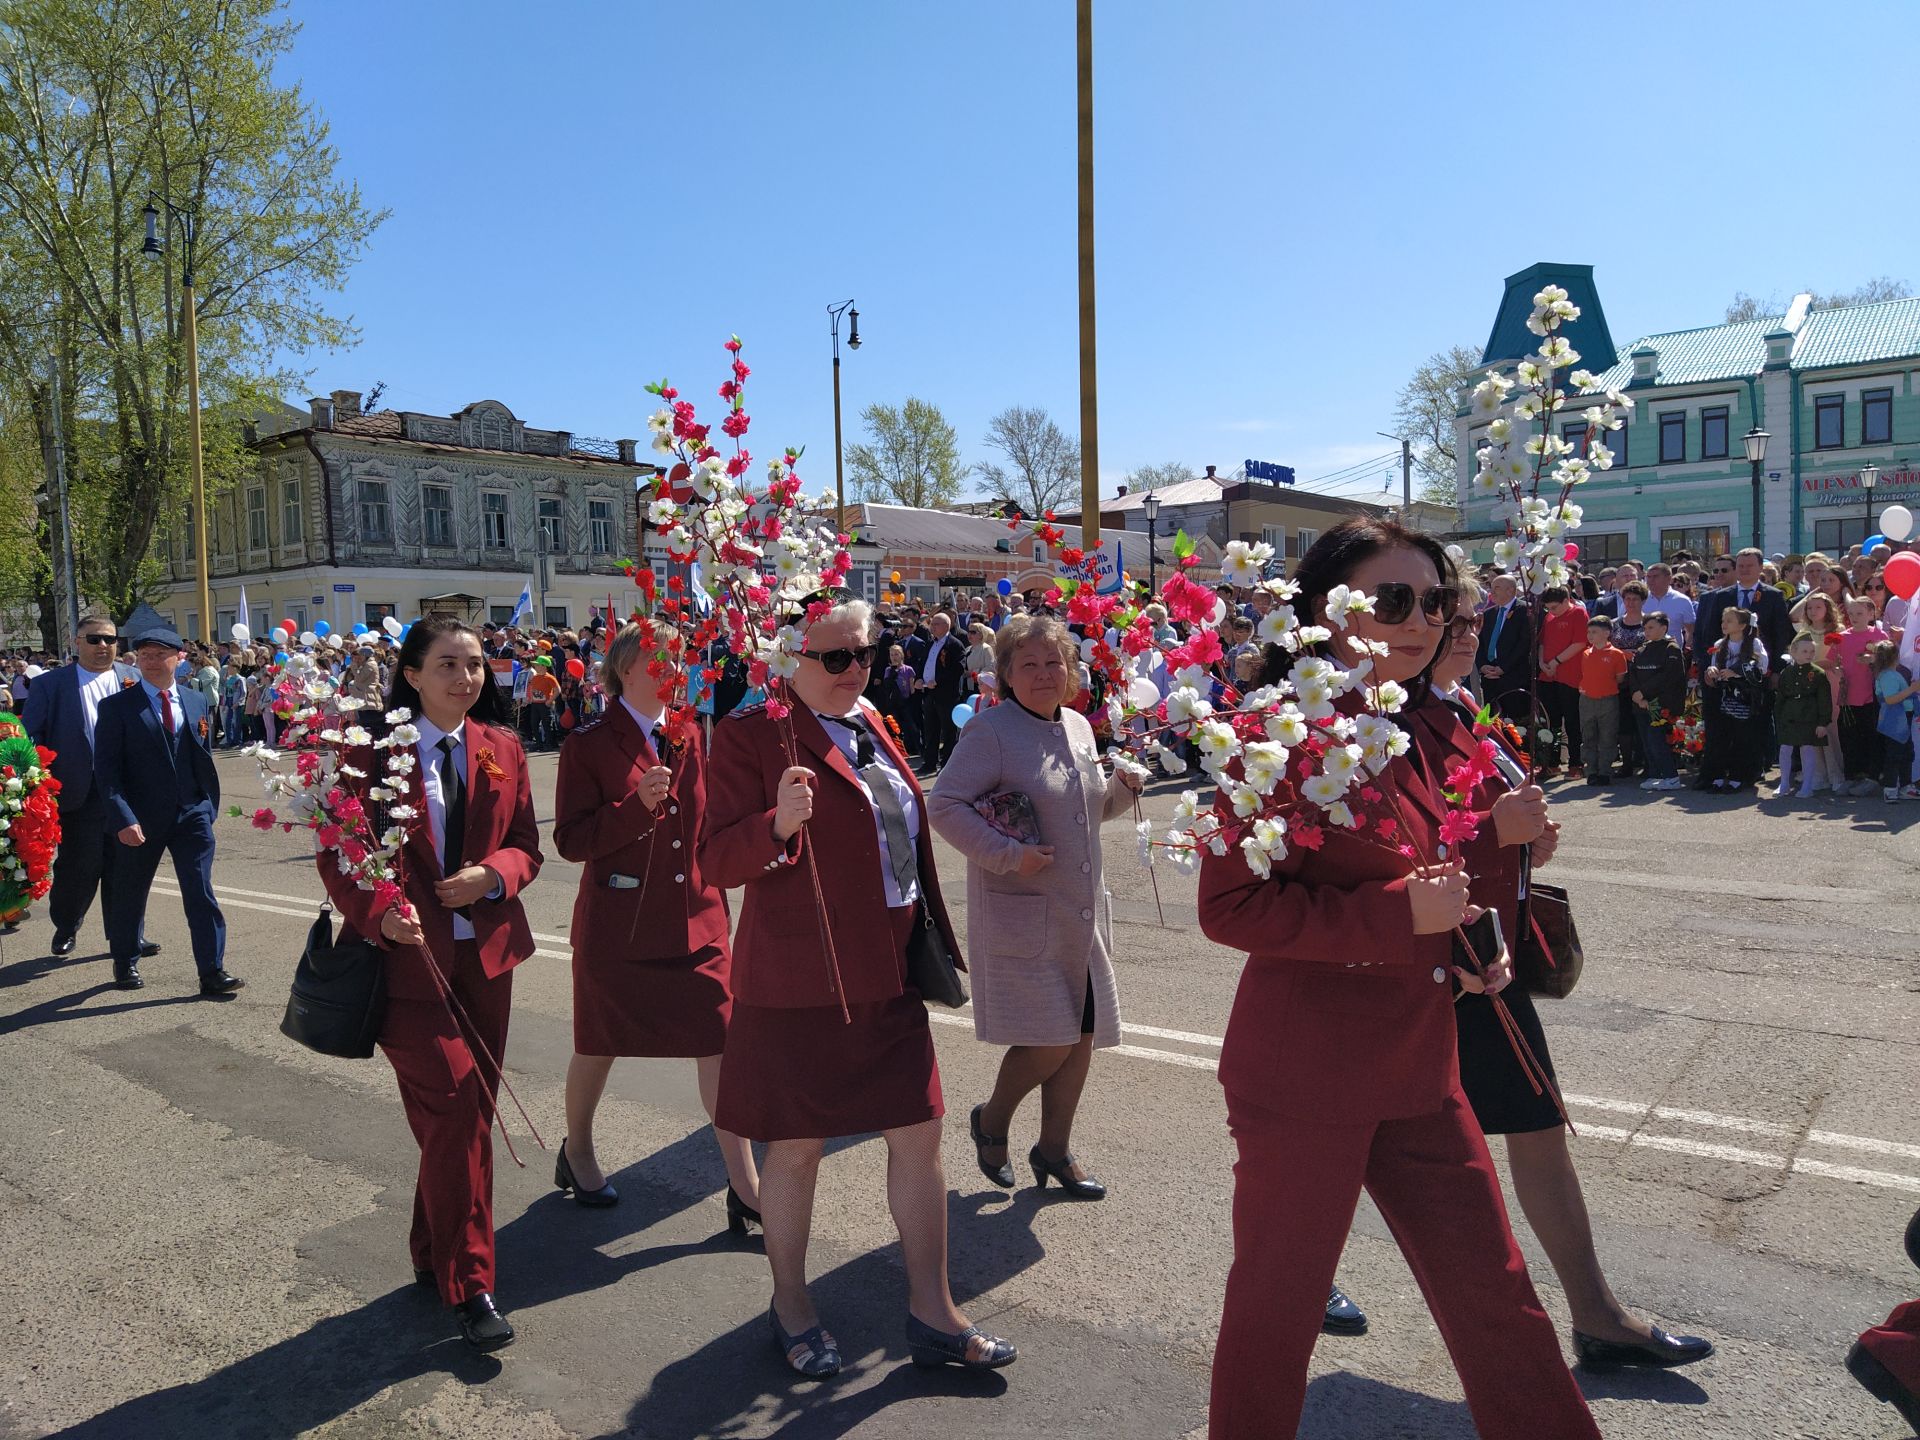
[21,614,156,959]
[1474,574,1534,722]
[94,627,241,996]
[914,611,967,772]
[1694,548,1792,674]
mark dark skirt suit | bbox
[552,704,732,1057]
[317,719,543,1307]
[1198,751,1597,1440]
[700,700,960,1142]
[1408,692,1563,1135]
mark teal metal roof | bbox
[1588,315,1781,389]
[1481,262,1619,372]
[1792,297,1920,371]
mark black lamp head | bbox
[847,306,861,350]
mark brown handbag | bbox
[1516,882,1584,999]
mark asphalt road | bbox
[1,749,1916,1440]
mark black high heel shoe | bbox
[727,1184,762,1237]
[554,1136,619,1207]
[970,1104,1014,1188]
[1028,1144,1106,1201]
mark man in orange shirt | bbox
[1577,616,1630,785]
[525,657,560,751]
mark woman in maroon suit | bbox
[551,620,761,1226]
[1199,519,1598,1439]
[317,614,542,1352]
[701,596,1017,1378]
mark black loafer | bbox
[1848,1338,1920,1432]
[199,970,244,998]
[1323,1284,1368,1336]
[50,929,76,957]
[113,962,144,991]
[457,1293,515,1352]
[1573,1325,1713,1369]
[139,940,161,958]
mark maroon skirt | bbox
[715,905,943,1141]
[572,942,732,1058]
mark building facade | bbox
[1457,263,1920,565]
[154,390,654,640]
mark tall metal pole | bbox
[832,348,845,528]
[1400,436,1412,513]
[183,281,211,645]
[1075,0,1100,553]
[46,355,80,653]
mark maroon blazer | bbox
[1405,692,1527,947]
[552,701,729,962]
[1198,748,1460,1124]
[700,699,962,1009]
[318,717,543,999]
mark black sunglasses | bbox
[1447,613,1481,640]
[803,644,879,674]
[79,633,118,645]
[1371,582,1460,626]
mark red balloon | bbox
[281,619,297,635]
[1885,551,1920,601]
[565,657,586,678]
[1563,543,1580,561]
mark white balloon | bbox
[1079,637,1099,661]
[1209,595,1229,625]
[298,631,317,647]
[381,616,403,637]
[230,623,250,644]
[1445,544,1466,561]
[1127,675,1161,709]
[1880,504,1914,543]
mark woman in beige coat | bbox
[929,614,1142,1200]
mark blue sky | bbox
[278,0,1919,504]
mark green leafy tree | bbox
[976,405,1079,515]
[0,0,385,628]
[1122,460,1192,493]
[847,397,968,509]
[1394,343,1483,506]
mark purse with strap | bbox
[904,857,968,1008]
[1516,881,1584,999]
[281,904,389,1058]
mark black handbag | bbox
[1516,882,1584,999]
[904,881,968,1009]
[281,905,389,1058]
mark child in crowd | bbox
[884,644,921,754]
[1872,642,1919,802]
[1699,606,1769,793]
[1577,616,1629,785]
[1773,632,1833,800]
[1835,597,1890,796]
[1629,611,1689,791]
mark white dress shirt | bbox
[79,666,122,746]
[814,705,921,907]
[620,697,666,754]
[413,713,502,941]
[138,677,184,732]
[920,633,951,686]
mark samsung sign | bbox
[1245,459,1295,485]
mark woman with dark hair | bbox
[316,613,543,1352]
[1201,519,1598,1440]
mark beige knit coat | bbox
[928,700,1134,1047]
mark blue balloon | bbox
[996,578,1013,596]
[399,624,412,641]
[313,619,331,637]
[273,650,288,663]
[1863,533,1888,552]
[351,623,369,636]
[951,702,976,728]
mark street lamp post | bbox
[1743,425,1771,552]
[1861,462,1880,552]
[142,198,211,642]
[1141,490,1160,597]
[828,299,860,529]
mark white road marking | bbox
[163,882,1920,1191]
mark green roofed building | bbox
[1456,263,1920,563]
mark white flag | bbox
[509,581,533,627]
[236,583,249,638]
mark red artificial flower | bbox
[250,807,277,831]
[1292,823,1324,851]
[721,412,750,439]
[1437,809,1480,848]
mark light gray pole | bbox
[46,355,80,653]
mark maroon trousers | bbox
[1861,1300,1920,1388]
[1212,1087,1599,1440]
[379,938,513,1306]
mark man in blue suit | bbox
[21,613,155,959]
[94,627,241,996]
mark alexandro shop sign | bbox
[1803,467,1920,506]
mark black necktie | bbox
[823,715,916,901]
[438,735,465,878]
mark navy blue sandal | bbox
[769,1304,842,1378]
[906,1313,1017,1370]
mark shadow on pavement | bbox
[0,977,202,1037]
[1574,1362,1711,1405]
[1298,1371,1477,1437]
